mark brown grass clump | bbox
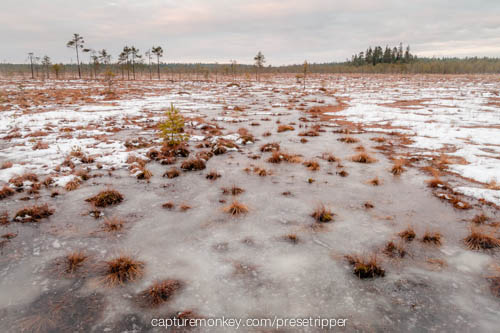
[426,177,446,189]
[487,180,500,190]
[65,251,87,274]
[369,177,381,186]
[9,173,38,188]
[206,170,221,180]
[260,142,280,152]
[162,202,175,209]
[223,201,249,216]
[464,228,500,250]
[383,241,406,258]
[311,204,333,223]
[0,185,15,200]
[398,227,416,242]
[179,204,191,211]
[65,179,80,191]
[136,168,153,180]
[277,125,294,133]
[181,158,206,171]
[303,160,320,171]
[345,255,385,279]
[14,204,54,223]
[102,216,124,232]
[338,170,349,177]
[138,279,182,307]
[163,168,180,179]
[253,167,270,176]
[422,231,442,245]
[222,185,244,196]
[1,161,13,169]
[351,152,377,164]
[298,129,319,137]
[102,255,144,286]
[391,159,405,175]
[338,137,359,143]
[86,189,124,207]
[321,152,337,162]
[0,212,9,225]
[472,213,489,224]
[284,233,299,244]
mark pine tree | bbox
[159,103,189,146]
[66,33,84,79]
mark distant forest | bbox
[1,40,500,78]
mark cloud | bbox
[0,0,499,64]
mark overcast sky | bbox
[1,0,499,65]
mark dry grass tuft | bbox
[181,158,206,171]
[0,211,8,225]
[138,279,182,307]
[162,202,175,209]
[206,170,221,180]
[303,160,320,171]
[345,255,385,279]
[298,129,319,137]
[311,204,333,223]
[65,179,81,191]
[0,185,15,200]
[422,231,442,245]
[179,204,191,211]
[65,251,87,274]
[267,151,302,164]
[472,213,489,224]
[260,142,280,152]
[86,190,124,207]
[222,185,244,196]
[277,125,294,133]
[398,227,416,242]
[284,233,299,244]
[369,177,381,186]
[426,177,446,189]
[1,161,13,169]
[136,168,153,180]
[14,204,54,223]
[464,228,500,250]
[102,255,144,286]
[383,241,406,258]
[223,201,249,216]
[391,159,405,175]
[338,137,359,143]
[321,152,337,162]
[102,216,124,232]
[163,168,180,179]
[351,152,376,164]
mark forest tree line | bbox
[1,34,500,79]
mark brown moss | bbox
[181,158,206,171]
[138,279,182,307]
[223,201,249,216]
[311,204,333,223]
[86,190,124,207]
[464,228,500,250]
[102,255,144,286]
[14,204,54,223]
